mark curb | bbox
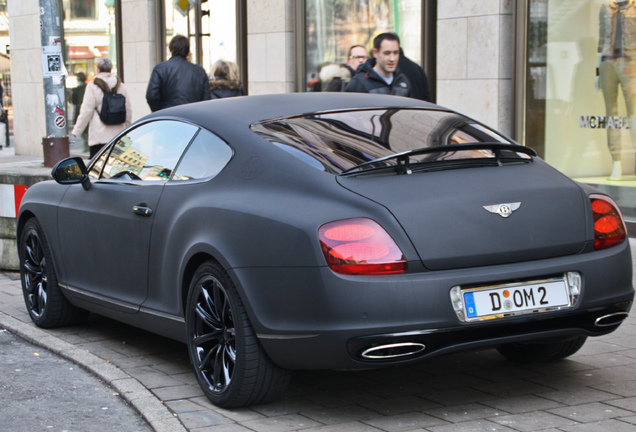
[0,310,187,432]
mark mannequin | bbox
[597,0,636,179]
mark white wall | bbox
[120,0,157,121]
[8,0,46,157]
[436,0,515,136]
[247,0,296,94]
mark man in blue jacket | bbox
[146,35,210,112]
[344,32,410,97]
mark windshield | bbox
[250,108,521,174]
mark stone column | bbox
[8,0,47,156]
[436,0,515,136]
[247,0,296,94]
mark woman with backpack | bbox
[71,57,132,158]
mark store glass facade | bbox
[163,0,238,74]
[305,0,422,91]
[523,0,636,223]
[63,0,120,152]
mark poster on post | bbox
[42,45,63,78]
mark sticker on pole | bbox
[42,46,63,78]
[54,115,66,129]
[173,0,194,17]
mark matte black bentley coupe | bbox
[17,93,634,408]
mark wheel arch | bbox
[181,252,218,317]
[178,250,263,336]
[16,210,36,243]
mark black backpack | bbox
[93,77,126,125]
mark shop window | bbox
[64,0,97,20]
[304,0,422,92]
[63,0,120,153]
[163,0,239,75]
[520,0,636,223]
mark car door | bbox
[57,120,199,310]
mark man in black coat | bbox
[146,35,210,112]
[344,33,410,97]
[398,48,431,101]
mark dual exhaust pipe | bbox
[361,342,426,360]
[595,311,629,327]
[358,312,628,360]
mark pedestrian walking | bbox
[344,44,369,76]
[344,32,410,97]
[321,63,351,92]
[71,58,132,158]
[146,35,211,112]
[210,60,244,99]
[398,48,431,101]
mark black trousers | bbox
[89,144,105,159]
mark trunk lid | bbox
[337,161,588,270]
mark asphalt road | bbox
[0,328,152,432]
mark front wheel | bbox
[497,336,587,363]
[19,218,88,328]
[185,261,291,408]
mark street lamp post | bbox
[39,0,69,167]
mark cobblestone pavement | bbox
[1,244,636,432]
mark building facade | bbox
[8,1,636,224]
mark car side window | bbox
[171,129,233,181]
[97,121,199,181]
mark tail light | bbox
[318,218,407,275]
[591,194,627,250]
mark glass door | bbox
[163,0,241,77]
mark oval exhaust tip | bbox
[361,342,426,360]
[595,312,629,327]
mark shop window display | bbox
[523,0,636,222]
[305,0,421,92]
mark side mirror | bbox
[52,157,91,191]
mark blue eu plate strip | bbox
[464,292,477,318]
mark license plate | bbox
[462,278,570,320]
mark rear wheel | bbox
[497,336,587,363]
[19,218,88,328]
[185,260,291,408]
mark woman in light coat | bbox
[71,58,132,158]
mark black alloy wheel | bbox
[19,218,88,328]
[186,261,290,408]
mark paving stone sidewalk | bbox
[1,245,636,432]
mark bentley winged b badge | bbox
[483,202,521,218]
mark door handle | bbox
[133,204,153,217]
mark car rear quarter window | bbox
[93,120,199,181]
[171,129,233,181]
[250,108,514,173]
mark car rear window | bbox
[250,108,519,174]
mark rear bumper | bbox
[256,300,632,370]
[230,240,634,370]
[347,300,632,364]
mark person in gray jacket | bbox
[146,35,210,112]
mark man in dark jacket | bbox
[146,35,210,112]
[344,32,410,97]
[398,48,431,101]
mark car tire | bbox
[497,336,587,363]
[185,260,291,408]
[19,218,89,328]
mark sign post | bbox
[39,0,69,167]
